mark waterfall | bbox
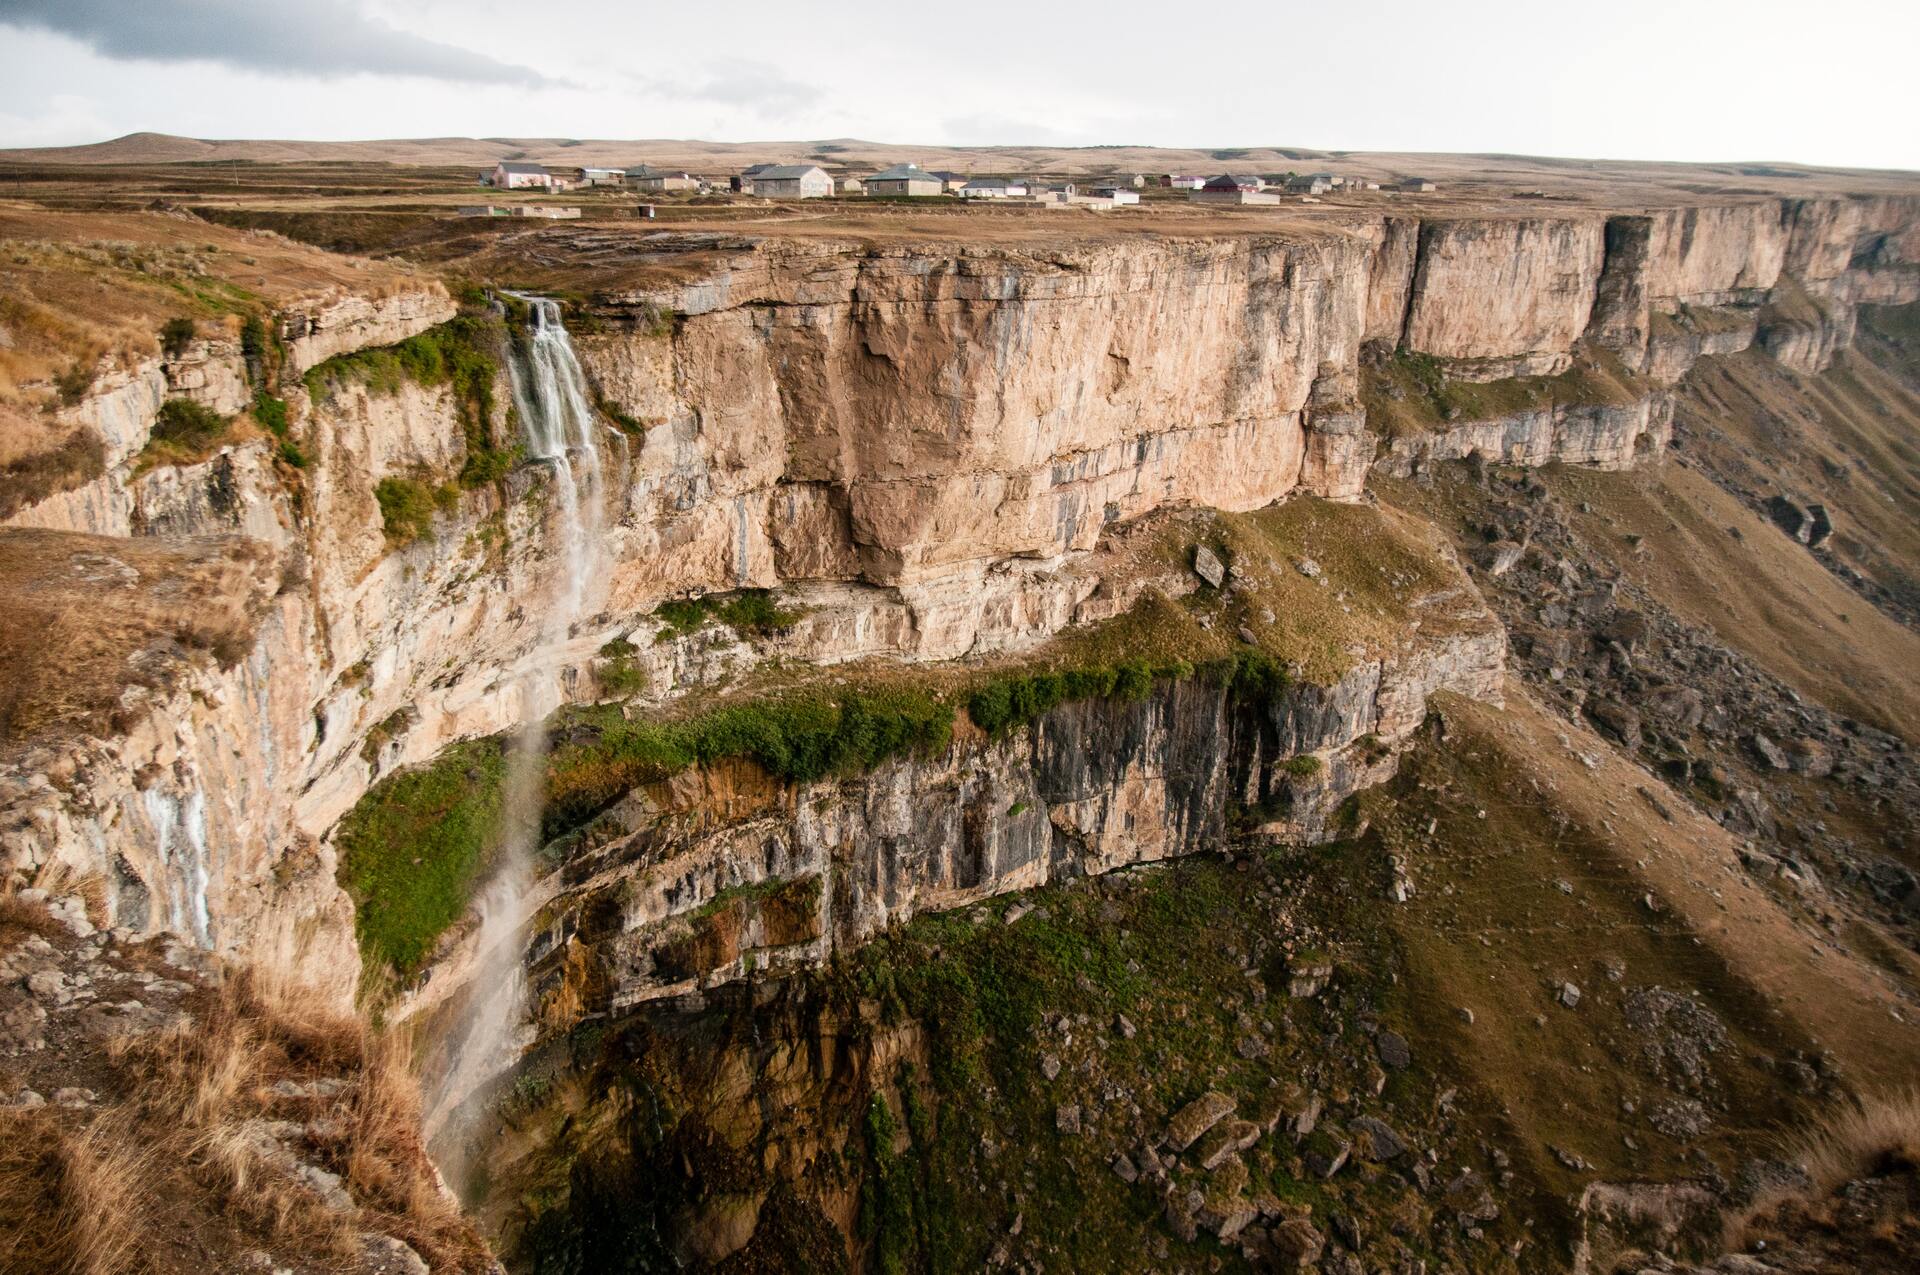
[429,296,605,1163]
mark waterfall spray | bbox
[428,297,605,1163]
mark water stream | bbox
[428,297,605,1159]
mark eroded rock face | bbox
[3,193,1915,1007]
[1400,218,1606,376]
[389,608,1504,1058]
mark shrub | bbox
[652,596,717,640]
[967,658,1163,737]
[160,316,197,358]
[374,477,442,546]
[139,398,238,468]
[0,432,106,520]
[335,738,507,977]
[596,638,647,698]
[1282,754,1324,778]
[718,589,801,637]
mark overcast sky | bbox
[1,0,1915,168]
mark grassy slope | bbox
[1673,309,1920,619]
[1408,685,1920,1094]
[1544,460,1920,743]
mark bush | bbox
[596,638,647,698]
[140,398,237,467]
[718,590,800,636]
[333,738,507,978]
[1282,754,1324,778]
[160,317,196,358]
[374,477,445,546]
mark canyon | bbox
[3,171,1920,1275]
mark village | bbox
[462,158,1437,217]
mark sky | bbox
[1,0,1916,169]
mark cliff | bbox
[1,191,1915,1014]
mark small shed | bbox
[1396,177,1436,192]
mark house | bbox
[490,161,552,190]
[929,170,970,192]
[838,176,865,195]
[1169,175,1207,190]
[864,163,945,196]
[574,167,623,187]
[731,163,775,193]
[1285,174,1332,194]
[750,164,833,198]
[628,166,698,192]
[1089,186,1140,206]
[959,178,1029,198]
[1190,175,1280,205]
[1396,177,1436,192]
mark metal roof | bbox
[867,163,937,182]
[753,164,828,180]
[495,161,548,174]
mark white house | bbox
[959,178,1029,198]
[1169,175,1207,190]
[1090,186,1140,205]
[490,161,552,190]
[749,164,833,198]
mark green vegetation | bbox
[305,315,519,488]
[594,638,646,698]
[540,685,954,838]
[374,475,454,545]
[334,737,507,978]
[1282,753,1324,778]
[718,589,801,636]
[249,391,306,467]
[965,659,1160,736]
[138,397,239,468]
[1361,344,1646,439]
[650,589,802,642]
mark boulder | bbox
[1350,1115,1409,1161]
[1193,545,1227,588]
[1166,1090,1236,1151]
[1271,1219,1325,1268]
[1376,1030,1412,1071]
[1194,1119,1262,1171]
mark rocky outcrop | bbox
[279,285,457,375]
[389,606,1503,1058]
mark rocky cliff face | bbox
[2,193,1915,1020]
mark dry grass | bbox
[0,528,278,747]
[0,1111,154,1275]
[1719,1089,1920,1252]
[1789,1089,1920,1197]
[82,947,494,1272]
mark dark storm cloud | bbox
[0,0,556,86]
